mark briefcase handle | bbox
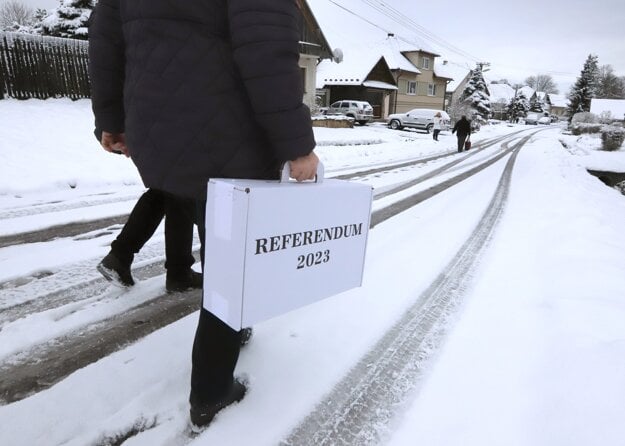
[280,160,325,184]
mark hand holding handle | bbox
[281,153,324,183]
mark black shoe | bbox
[240,327,253,346]
[166,270,202,293]
[97,252,134,287]
[190,379,247,428]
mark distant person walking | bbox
[432,112,443,141]
[452,115,472,152]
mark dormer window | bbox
[422,57,431,69]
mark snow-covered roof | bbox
[363,80,397,90]
[549,94,567,108]
[488,83,516,103]
[378,36,421,73]
[517,86,535,98]
[590,99,625,119]
[434,61,471,92]
[316,51,387,88]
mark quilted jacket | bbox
[89,0,316,199]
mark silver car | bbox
[387,108,450,133]
[326,100,374,125]
[525,113,540,125]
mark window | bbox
[340,102,349,108]
[422,57,430,69]
[406,81,416,95]
[428,83,437,96]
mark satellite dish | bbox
[332,48,343,64]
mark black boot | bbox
[166,270,203,293]
[97,252,134,287]
[190,379,247,428]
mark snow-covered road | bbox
[1,99,624,446]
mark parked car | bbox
[525,113,540,125]
[387,108,450,133]
[326,100,374,125]
[538,116,551,125]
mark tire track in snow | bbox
[281,138,527,446]
[0,193,139,221]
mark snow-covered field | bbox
[0,99,624,445]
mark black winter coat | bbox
[89,0,316,199]
[452,118,471,137]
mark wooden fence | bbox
[0,32,90,100]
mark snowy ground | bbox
[0,99,624,445]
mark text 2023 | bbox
[297,250,330,269]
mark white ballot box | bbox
[203,163,372,330]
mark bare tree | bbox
[595,65,625,99]
[0,0,33,30]
[524,74,559,94]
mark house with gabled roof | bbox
[370,34,452,114]
[488,83,516,120]
[316,49,397,118]
[590,98,625,122]
[549,94,568,118]
[307,0,451,119]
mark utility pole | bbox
[476,62,491,72]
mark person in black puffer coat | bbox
[452,115,472,152]
[89,0,319,428]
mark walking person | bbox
[432,112,443,141]
[452,115,472,152]
[89,0,319,429]
[97,188,202,292]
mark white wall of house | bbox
[299,54,318,110]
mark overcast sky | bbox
[17,0,625,94]
[357,0,625,93]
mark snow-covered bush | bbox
[570,112,601,135]
[571,112,598,124]
[598,111,614,124]
[601,125,625,151]
[571,123,602,135]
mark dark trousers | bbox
[111,189,195,277]
[190,199,242,404]
[456,133,469,152]
[432,129,440,141]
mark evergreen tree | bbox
[41,0,94,40]
[566,54,599,119]
[460,67,492,120]
[507,91,529,122]
[529,94,544,113]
